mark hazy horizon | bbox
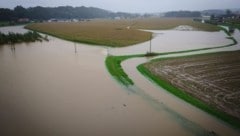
[1,0,240,13]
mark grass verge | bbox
[105,54,143,86]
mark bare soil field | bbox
[143,51,240,122]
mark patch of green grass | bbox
[105,52,161,86]
[105,54,143,86]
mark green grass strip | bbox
[105,54,144,86]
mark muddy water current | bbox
[0,25,239,136]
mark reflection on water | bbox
[0,25,29,34]
[10,44,16,52]
[74,42,77,53]
[0,26,239,136]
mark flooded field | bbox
[0,25,29,34]
[0,26,239,136]
[110,30,231,55]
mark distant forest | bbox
[1,5,233,22]
[164,11,201,17]
[0,6,139,21]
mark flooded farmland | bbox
[109,30,232,55]
[0,25,239,136]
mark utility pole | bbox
[74,42,77,53]
[149,33,152,53]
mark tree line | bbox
[0,6,139,21]
[164,11,201,17]
[0,31,46,45]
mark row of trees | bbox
[164,11,201,17]
[0,31,44,45]
[0,6,139,21]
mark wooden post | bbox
[74,43,77,53]
[149,34,152,53]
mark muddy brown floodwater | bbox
[0,25,239,136]
[109,30,231,55]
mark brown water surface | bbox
[0,26,239,136]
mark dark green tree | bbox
[14,6,28,18]
[226,9,232,15]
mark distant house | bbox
[221,13,237,19]
[201,15,211,23]
[71,19,79,22]
[17,18,30,23]
[48,19,58,22]
[114,17,121,20]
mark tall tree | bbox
[14,6,27,18]
[0,8,14,21]
[226,9,232,15]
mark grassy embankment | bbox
[25,18,220,47]
[105,54,145,86]
[137,52,240,129]
[105,53,170,86]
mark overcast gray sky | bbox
[1,0,240,13]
